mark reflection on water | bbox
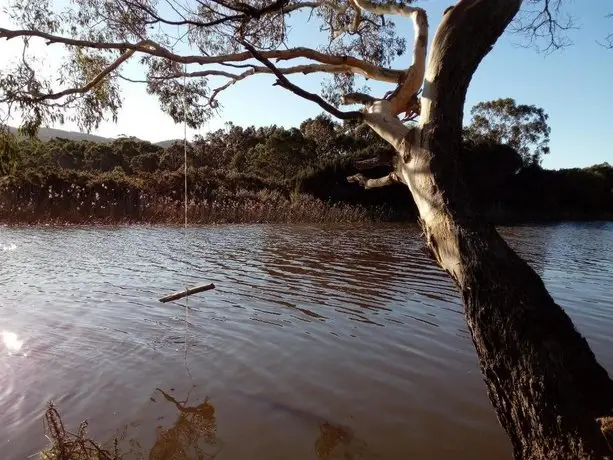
[140,386,370,460]
[0,222,612,459]
[148,388,220,460]
[1,331,24,355]
[315,422,373,460]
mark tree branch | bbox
[351,0,421,18]
[0,28,404,84]
[241,40,362,121]
[384,7,428,117]
[120,0,318,29]
[122,62,392,109]
[329,0,362,39]
[347,172,403,188]
[150,63,384,80]
[32,49,135,102]
[599,14,613,49]
[510,0,576,52]
[341,92,378,106]
[336,3,428,121]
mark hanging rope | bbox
[182,63,189,359]
[158,64,214,304]
[158,39,214,357]
[154,27,217,403]
[157,34,215,395]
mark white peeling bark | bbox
[386,8,428,116]
[341,2,428,119]
[362,100,410,151]
[351,0,423,19]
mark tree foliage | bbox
[0,0,418,133]
[0,126,19,175]
[0,0,587,136]
[464,98,551,166]
[1,118,611,225]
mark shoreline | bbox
[1,212,612,228]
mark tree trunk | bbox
[400,0,613,458]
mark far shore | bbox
[1,203,611,228]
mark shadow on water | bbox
[315,422,372,460]
[47,382,375,460]
[143,388,219,460]
[146,388,220,460]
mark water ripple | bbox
[0,222,611,459]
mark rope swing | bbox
[159,60,215,304]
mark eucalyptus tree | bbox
[465,98,551,167]
[1,0,612,457]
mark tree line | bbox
[1,98,611,224]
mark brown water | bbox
[1,222,612,459]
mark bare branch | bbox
[241,40,362,121]
[352,0,422,18]
[0,28,178,61]
[385,7,427,117]
[119,0,319,29]
[166,62,383,108]
[341,92,378,106]
[121,0,217,28]
[152,63,386,80]
[13,49,134,104]
[336,4,428,121]
[118,69,252,108]
[599,13,613,49]
[510,0,576,53]
[347,172,403,189]
[268,49,402,82]
[126,62,394,109]
[208,77,243,108]
[48,54,131,101]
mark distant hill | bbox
[7,126,177,147]
[8,126,113,143]
[155,139,184,148]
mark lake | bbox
[1,222,612,459]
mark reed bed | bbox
[0,170,397,225]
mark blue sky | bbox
[1,0,612,170]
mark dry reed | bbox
[0,186,391,225]
[39,404,120,460]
